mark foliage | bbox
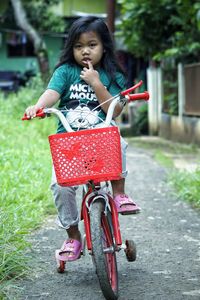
[2,0,65,33]
[23,0,65,33]
[117,0,200,63]
[0,77,56,298]
[162,61,178,115]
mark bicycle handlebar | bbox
[22,81,150,129]
[120,80,149,101]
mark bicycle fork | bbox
[80,190,122,253]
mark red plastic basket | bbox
[48,126,122,186]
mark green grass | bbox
[154,150,174,168]
[0,77,57,298]
[128,137,200,209]
[169,169,200,208]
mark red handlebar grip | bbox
[21,108,46,120]
[127,91,149,102]
[22,114,31,120]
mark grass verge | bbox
[0,77,56,298]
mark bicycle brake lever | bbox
[121,80,143,96]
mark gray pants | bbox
[51,137,128,229]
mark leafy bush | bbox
[0,77,56,297]
[117,0,200,63]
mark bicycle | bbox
[22,80,149,300]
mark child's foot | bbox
[55,239,82,262]
[113,194,141,215]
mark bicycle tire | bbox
[90,198,118,300]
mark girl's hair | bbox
[56,16,125,84]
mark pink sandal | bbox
[113,194,141,215]
[55,239,82,262]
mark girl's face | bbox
[73,31,104,68]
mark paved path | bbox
[10,145,200,300]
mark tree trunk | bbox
[10,0,50,80]
[106,0,116,33]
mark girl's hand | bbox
[80,61,100,88]
[24,89,60,119]
[80,61,123,117]
[25,105,41,119]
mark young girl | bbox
[25,16,140,262]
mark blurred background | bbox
[0,2,200,298]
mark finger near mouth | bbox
[82,59,91,64]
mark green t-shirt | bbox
[47,63,126,132]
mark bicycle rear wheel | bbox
[90,198,118,300]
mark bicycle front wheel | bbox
[90,198,118,300]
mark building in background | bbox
[0,0,107,73]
